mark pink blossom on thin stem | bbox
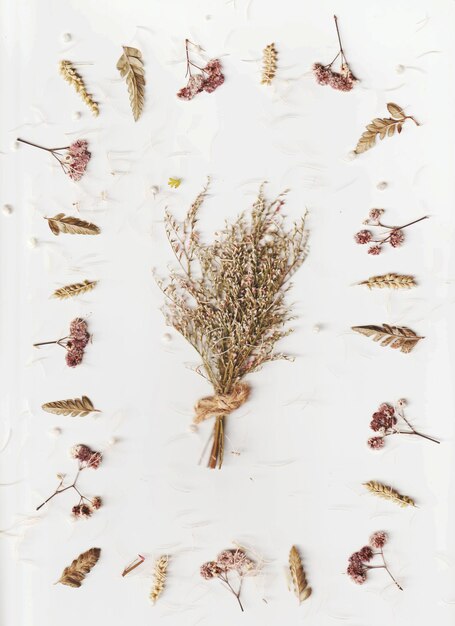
[312,16,357,91]
[177,40,225,100]
[347,532,402,590]
[16,138,91,181]
[33,318,91,368]
[200,548,256,611]
[354,208,428,255]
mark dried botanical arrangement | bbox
[313,15,357,91]
[157,181,308,468]
[367,399,439,450]
[59,60,99,116]
[168,177,181,189]
[177,39,224,100]
[53,279,98,299]
[200,548,257,612]
[36,444,102,517]
[354,103,420,154]
[150,555,169,604]
[122,554,145,577]
[354,209,427,256]
[42,396,100,417]
[116,46,145,121]
[33,317,91,367]
[17,138,91,181]
[358,273,416,290]
[45,214,100,236]
[352,324,423,354]
[289,545,311,604]
[363,481,416,508]
[347,532,402,590]
[261,43,278,85]
[56,547,101,588]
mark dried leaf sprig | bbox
[17,138,91,181]
[36,444,103,518]
[354,103,420,154]
[363,481,416,508]
[359,274,416,290]
[367,399,440,450]
[157,181,308,468]
[261,43,278,85]
[53,279,98,299]
[313,15,357,91]
[289,545,311,604]
[33,317,91,367]
[354,208,428,256]
[150,555,169,604]
[42,396,100,417]
[116,46,145,121]
[45,215,100,236]
[59,60,99,116]
[57,547,101,588]
[200,548,257,612]
[177,40,224,100]
[347,532,402,590]
[352,324,423,354]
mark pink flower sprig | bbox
[347,532,402,590]
[354,208,428,255]
[313,15,357,91]
[177,39,224,100]
[33,317,90,368]
[17,138,91,181]
[367,399,440,450]
[200,548,256,612]
[36,444,102,518]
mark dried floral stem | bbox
[17,138,69,151]
[378,549,403,591]
[36,469,82,511]
[122,555,145,577]
[368,400,439,450]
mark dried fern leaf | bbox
[354,102,419,154]
[359,274,416,290]
[42,396,99,417]
[150,555,169,604]
[289,545,311,604]
[261,43,278,85]
[363,481,416,508]
[116,46,145,121]
[53,279,98,300]
[59,60,99,116]
[45,213,100,236]
[352,324,423,353]
[57,547,101,588]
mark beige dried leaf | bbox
[352,324,423,353]
[59,60,99,116]
[261,43,278,85]
[116,46,145,121]
[150,555,169,604]
[45,213,100,236]
[42,396,100,417]
[354,103,419,154]
[52,279,98,300]
[363,481,416,508]
[56,547,101,588]
[359,274,416,290]
[289,545,311,604]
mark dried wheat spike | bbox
[261,43,278,85]
[359,273,416,290]
[59,60,99,116]
[150,555,169,604]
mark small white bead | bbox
[377,181,388,191]
[313,324,321,333]
[27,237,38,249]
[396,64,405,74]
[50,427,62,437]
[150,185,159,196]
[162,332,172,343]
[72,111,81,121]
[2,204,13,215]
[61,32,72,43]
[347,150,357,161]
[107,437,118,446]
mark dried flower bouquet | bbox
[158,182,308,468]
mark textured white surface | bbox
[1,0,455,624]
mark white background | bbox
[1,0,455,624]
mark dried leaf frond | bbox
[354,103,420,154]
[42,396,99,417]
[116,46,145,121]
[289,545,311,603]
[352,324,423,353]
[53,279,98,299]
[359,274,416,290]
[59,60,99,116]
[261,43,278,85]
[45,213,100,236]
[363,481,416,508]
[150,555,169,604]
[56,547,101,588]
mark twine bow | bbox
[193,383,251,425]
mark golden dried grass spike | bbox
[363,481,416,508]
[52,279,98,300]
[359,273,416,290]
[59,60,99,116]
[150,555,169,604]
[261,43,278,85]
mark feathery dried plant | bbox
[157,181,309,468]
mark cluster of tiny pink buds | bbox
[16,138,91,181]
[200,548,255,611]
[33,317,91,368]
[367,399,439,450]
[177,40,224,100]
[72,496,102,519]
[313,17,357,92]
[347,531,402,590]
[70,443,103,469]
[354,208,428,255]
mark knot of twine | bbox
[193,383,251,425]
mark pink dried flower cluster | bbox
[347,532,402,590]
[66,317,91,367]
[177,40,224,100]
[354,208,428,256]
[312,17,357,92]
[16,138,91,181]
[70,443,103,469]
[200,548,256,612]
[367,399,440,450]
